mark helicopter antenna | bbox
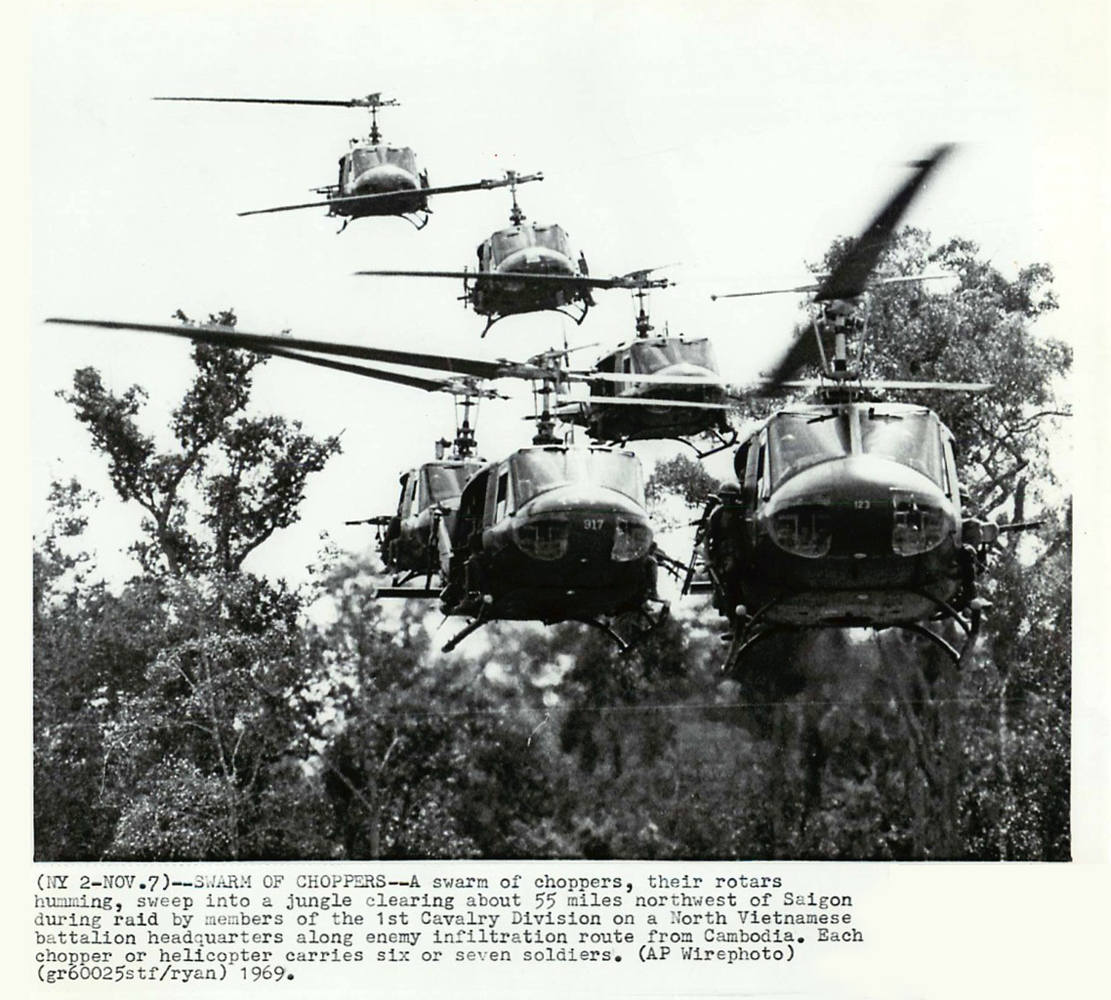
[507,170,526,226]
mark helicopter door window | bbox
[941,436,959,501]
[494,468,513,523]
[734,441,754,506]
[621,354,633,375]
[756,432,769,500]
[400,474,419,519]
[456,468,491,548]
[396,472,412,516]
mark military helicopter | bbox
[154,92,538,231]
[355,174,672,335]
[346,384,489,592]
[688,145,1019,671]
[45,317,672,652]
[551,288,735,455]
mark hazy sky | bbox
[31,0,1106,586]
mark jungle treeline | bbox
[34,231,1072,861]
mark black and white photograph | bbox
[31,0,1104,883]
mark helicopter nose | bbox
[656,362,717,380]
[514,486,653,565]
[352,163,419,195]
[499,247,575,274]
[628,362,725,404]
[765,456,956,558]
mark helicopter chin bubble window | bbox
[891,493,950,556]
[513,519,571,561]
[611,520,653,562]
[771,506,833,559]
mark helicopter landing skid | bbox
[722,623,792,676]
[722,597,988,676]
[441,599,493,654]
[893,597,987,668]
[574,600,670,654]
[402,211,430,231]
[480,302,590,339]
[673,426,738,460]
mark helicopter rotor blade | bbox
[239,174,543,218]
[153,94,398,109]
[355,269,670,291]
[712,272,951,301]
[759,325,825,390]
[566,370,725,386]
[261,345,497,396]
[239,196,352,217]
[755,145,954,390]
[44,318,548,383]
[728,377,992,399]
[814,145,954,302]
[553,396,730,412]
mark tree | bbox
[59,310,341,577]
[36,311,343,860]
[306,553,566,859]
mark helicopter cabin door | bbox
[593,352,619,398]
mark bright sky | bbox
[31,0,1106,591]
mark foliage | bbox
[35,311,342,860]
[646,453,719,509]
[305,555,566,859]
[34,248,1071,860]
[58,310,341,576]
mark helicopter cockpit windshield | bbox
[420,463,479,508]
[860,409,944,485]
[768,411,851,490]
[490,224,572,263]
[349,146,418,175]
[512,449,645,506]
[768,407,946,490]
[629,338,717,373]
